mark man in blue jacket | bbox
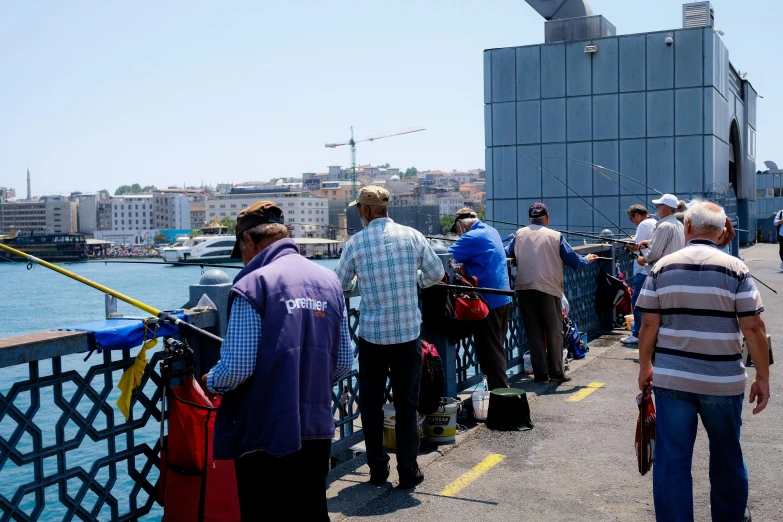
[202,201,353,521]
[448,209,512,389]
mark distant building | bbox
[438,193,465,217]
[312,181,357,201]
[190,203,206,230]
[105,194,155,245]
[96,201,113,231]
[0,187,15,201]
[153,193,191,230]
[756,161,782,241]
[205,186,329,238]
[72,193,102,234]
[0,198,77,235]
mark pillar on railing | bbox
[187,269,232,378]
[421,251,458,397]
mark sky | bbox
[1,0,781,196]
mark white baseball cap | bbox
[651,194,679,208]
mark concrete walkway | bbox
[325,244,782,521]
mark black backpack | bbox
[418,341,445,415]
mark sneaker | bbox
[549,373,572,383]
[397,466,425,489]
[744,507,752,522]
[621,335,639,345]
[369,458,390,485]
[533,376,549,384]
[779,262,783,270]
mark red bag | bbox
[159,376,241,522]
[635,387,656,476]
[450,273,489,322]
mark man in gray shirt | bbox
[639,194,685,267]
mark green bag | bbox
[486,388,534,431]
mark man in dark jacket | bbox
[202,201,353,521]
[448,208,512,389]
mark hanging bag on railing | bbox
[418,341,445,415]
[439,272,490,343]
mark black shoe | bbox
[550,373,572,383]
[533,376,549,384]
[397,466,424,489]
[369,459,390,485]
[744,507,752,522]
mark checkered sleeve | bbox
[206,296,262,393]
[333,307,354,382]
[335,238,358,291]
[417,232,446,288]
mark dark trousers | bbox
[473,303,511,390]
[517,290,564,379]
[358,337,422,473]
[234,439,331,522]
[778,233,783,262]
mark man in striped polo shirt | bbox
[636,200,770,522]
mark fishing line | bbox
[544,157,664,196]
[514,147,634,238]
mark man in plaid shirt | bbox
[336,186,445,490]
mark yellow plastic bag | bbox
[116,338,157,420]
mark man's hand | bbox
[200,373,218,402]
[749,378,770,414]
[638,240,650,250]
[638,363,653,392]
[637,256,646,267]
[585,253,598,263]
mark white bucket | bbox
[471,389,490,421]
[523,351,533,374]
[422,398,459,443]
[382,404,425,449]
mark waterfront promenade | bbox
[325,243,782,522]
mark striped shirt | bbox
[646,215,685,265]
[335,218,445,345]
[636,239,764,395]
[206,296,354,393]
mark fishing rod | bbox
[544,157,664,196]
[753,276,778,295]
[0,243,224,343]
[483,218,634,245]
[515,147,634,238]
[435,283,515,297]
[90,259,244,269]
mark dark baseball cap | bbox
[449,207,478,233]
[529,202,549,219]
[230,200,285,259]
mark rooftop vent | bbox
[683,2,714,28]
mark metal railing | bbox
[0,243,628,520]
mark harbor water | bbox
[0,258,339,521]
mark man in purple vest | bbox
[202,201,353,521]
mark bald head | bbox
[684,200,727,243]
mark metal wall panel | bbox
[567,142,593,195]
[543,197,568,229]
[517,100,541,144]
[675,135,704,194]
[541,44,566,98]
[594,196,621,231]
[517,144,542,199]
[493,146,517,199]
[515,198,539,228]
[567,96,592,142]
[647,90,674,137]
[646,32,675,90]
[485,148,493,200]
[592,38,619,94]
[484,104,493,147]
[567,197,594,232]
[566,41,592,96]
[491,48,516,103]
[674,28,703,88]
[647,137,675,193]
[620,139,647,195]
[593,94,619,140]
[593,140,620,195]
[619,92,646,139]
[492,102,516,146]
[703,28,714,88]
[484,51,493,103]
[703,87,715,135]
[516,46,541,101]
[541,98,566,143]
[496,199,518,236]
[675,88,703,135]
[619,35,646,92]
[542,144,568,197]
[703,135,714,190]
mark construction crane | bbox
[325,126,426,199]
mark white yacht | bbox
[162,218,237,264]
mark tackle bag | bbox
[418,341,445,415]
[635,387,656,476]
[439,272,490,343]
[563,317,588,360]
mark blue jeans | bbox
[653,387,747,522]
[631,272,646,336]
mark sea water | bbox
[0,258,339,521]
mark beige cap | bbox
[349,185,391,207]
[450,208,478,233]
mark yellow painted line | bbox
[565,382,605,402]
[633,349,639,354]
[439,454,506,497]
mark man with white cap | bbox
[638,194,685,267]
[336,186,444,489]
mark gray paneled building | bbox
[485,1,758,244]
